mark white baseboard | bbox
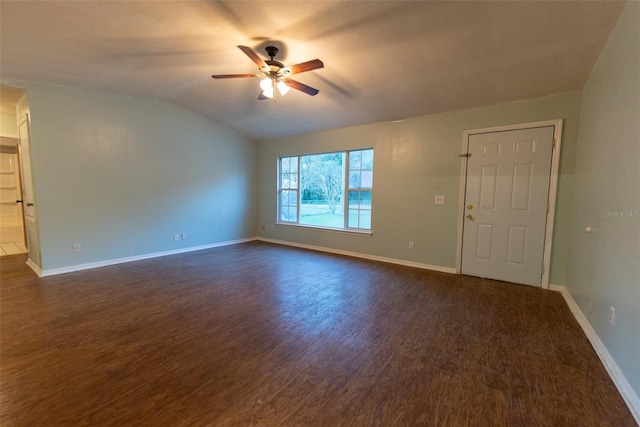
[38,237,257,277]
[25,257,43,276]
[34,236,456,278]
[257,237,457,274]
[550,284,640,425]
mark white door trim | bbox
[456,119,563,289]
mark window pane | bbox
[362,149,374,169]
[349,150,361,169]
[349,171,361,188]
[348,190,359,208]
[348,209,359,228]
[288,190,298,205]
[281,206,297,222]
[361,170,373,188]
[300,152,345,228]
[359,211,371,229]
[360,190,372,208]
[281,158,290,174]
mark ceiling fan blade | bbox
[211,74,256,79]
[283,79,320,96]
[288,59,324,74]
[238,45,267,68]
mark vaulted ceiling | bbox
[0,1,625,140]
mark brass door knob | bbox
[466,214,473,220]
[467,204,473,210]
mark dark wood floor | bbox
[0,242,635,426]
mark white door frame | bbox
[456,119,563,289]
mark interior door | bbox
[18,114,41,266]
[461,126,554,286]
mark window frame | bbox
[277,156,300,225]
[345,148,374,230]
[277,148,374,234]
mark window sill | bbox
[276,222,372,236]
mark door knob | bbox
[467,204,473,210]
[466,214,473,220]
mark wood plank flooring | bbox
[0,242,635,426]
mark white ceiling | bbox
[0,1,625,140]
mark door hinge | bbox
[459,153,471,158]
[552,138,557,149]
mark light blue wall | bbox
[568,2,640,396]
[23,83,257,271]
[257,92,583,285]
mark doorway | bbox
[0,141,27,255]
[458,120,563,287]
[0,85,29,256]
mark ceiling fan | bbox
[212,45,324,101]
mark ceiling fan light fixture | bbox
[260,76,289,99]
[277,80,290,96]
[260,77,272,93]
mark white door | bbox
[461,126,554,286]
[18,114,41,266]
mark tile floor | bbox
[0,241,27,256]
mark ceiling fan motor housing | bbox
[265,46,279,59]
[264,46,288,76]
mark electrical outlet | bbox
[173,234,180,242]
[409,241,414,250]
[609,306,616,325]
[181,233,187,240]
[73,243,81,253]
[435,195,445,205]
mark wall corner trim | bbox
[25,258,43,276]
[37,238,257,277]
[550,284,640,424]
[257,237,457,274]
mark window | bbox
[278,149,374,231]
[279,156,298,222]
[347,149,374,229]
